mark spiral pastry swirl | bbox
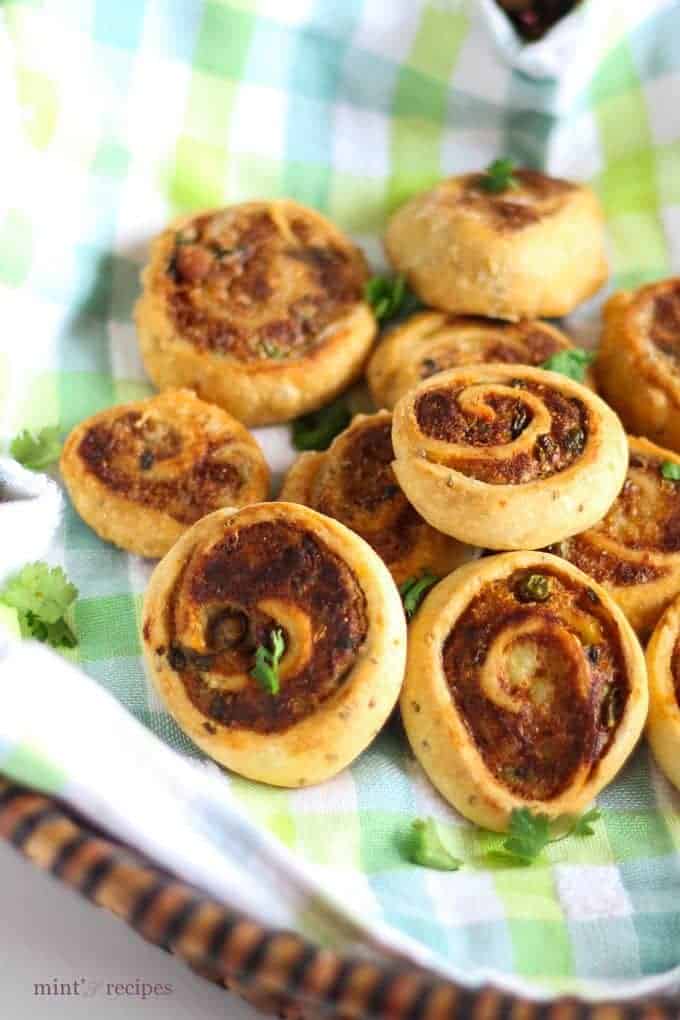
[546,437,680,638]
[60,389,269,558]
[391,364,628,550]
[402,552,648,830]
[367,311,593,411]
[647,594,680,792]
[598,278,680,451]
[279,411,474,585]
[135,200,376,426]
[142,502,406,786]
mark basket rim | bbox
[1,775,677,1020]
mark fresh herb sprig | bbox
[541,348,594,383]
[0,562,78,648]
[479,158,519,194]
[406,818,462,871]
[661,460,680,482]
[291,398,351,452]
[251,628,285,695]
[399,573,439,619]
[10,426,62,471]
[259,340,285,359]
[402,807,601,871]
[364,274,421,325]
[490,807,602,866]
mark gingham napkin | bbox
[2,0,680,1000]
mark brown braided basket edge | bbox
[0,776,675,1020]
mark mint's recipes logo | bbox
[33,978,173,999]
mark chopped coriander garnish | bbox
[251,628,285,695]
[516,573,551,603]
[211,244,235,258]
[364,274,421,325]
[661,460,680,482]
[259,340,285,359]
[399,573,439,619]
[490,807,601,866]
[499,807,551,864]
[0,562,78,648]
[406,818,462,871]
[541,348,594,383]
[568,808,601,837]
[10,426,62,471]
[291,398,351,452]
[406,808,601,871]
[478,158,519,194]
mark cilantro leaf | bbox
[661,460,680,482]
[291,398,351,452]
[491,806,601,866]
[407,818,462,871]
[251,628,285,695]
[10,426,62,471]
[478,158,519,194]
[20,612,78,649]
[364,274,421,325]
[399,573,439,619]
[541,348,594,383]
[0,562,78,648]
[502,808,551,863]
[568,807,601,837]
[1,563,77,623]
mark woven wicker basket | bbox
[1,775,676,1019]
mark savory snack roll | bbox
[402,552,648,831]
[391,364,628,550]
[135,200,376,427]
[385,169,607,320]
[546,437,680,639]
[280,411,473,585]
[60,389,269,559]
[597,278,680,451]
[367,311,594,410]
[647,594,680,791]
[142,502,407,786]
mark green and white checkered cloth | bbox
[3,0,680,1000]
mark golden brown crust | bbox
[385,170,607,320]
[367,311,595,410]
[647,594,680,791]
[597,278,680,451]
[402,552,648,830]
[135,201,377,426]
[546,436,680,638]
[142,502,407,786]
[279,411,474,585]
[391,364,628,550]
[60,389,269,558]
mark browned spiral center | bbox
[457,170,574,233]
[417,319,567,381]
[442,569,628,800]
[168,520,368,734]
[78,411,246,524]
[649,282,680,359]
[547,449,680,586]
[672,640,680,707]
[314,420,425,568]
[414,380,588,484]
[165,206,366,361]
